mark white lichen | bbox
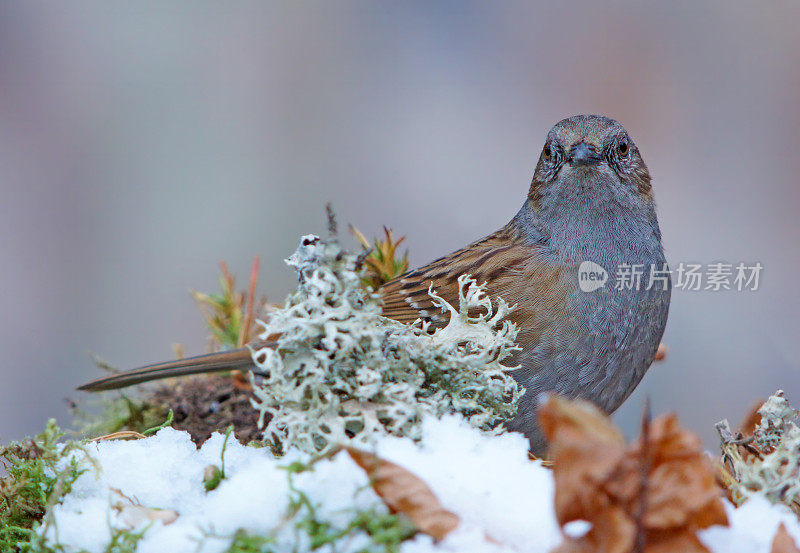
[753,390,799,452]
[250,235,522,454]
[720,390,800,509]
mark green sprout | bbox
[350,225,409,289]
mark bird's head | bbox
[529,115,653,214]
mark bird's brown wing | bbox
[80,223,573,392]
[379,223,552,329]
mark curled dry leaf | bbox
[738,399,765,437]
[344,446,460,541]
[114,504,179,528]
[110,487,179,529]
[90,431,146,442]
[772,523,800,553]
[537,394,626,526]
[538,395,728,553]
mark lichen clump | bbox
[752,391,799,452]
[719,390,800,510]
[251,234,522,454]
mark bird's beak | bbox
[568,141,602,166]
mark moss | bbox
[73,390,169,439]
[103,527,147,553]
[223,530,275,553]
[278,459,416,553]
[349,225,409,289]
[190,257,262,350]
[0,420,85,553]
[203,425,233,492]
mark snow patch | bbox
[40,417,800,552]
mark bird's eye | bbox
[543,144,552,159]
[618,138,629,156]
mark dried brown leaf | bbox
[772,523,800,553]
[116,504,179,528]
[636,415,727,530]
[738,398,765,437]
[345,446,460,541]
[90,431,146,442]
[539,395,728,553]
[640,531,711,553]
[538,395,626,525]
[553,507,635,553]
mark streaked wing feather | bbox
[379,225,532,327]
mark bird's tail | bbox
[77,342,274,392]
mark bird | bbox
[78,114,671,455]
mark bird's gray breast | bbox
[515,259,668,399]
[505,205,671,453]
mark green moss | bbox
[297,507,416,552]
[223,530,275,553]
[73,392,169,439]
[0,420,86,553]
[7,422,419,552]
[141,409,174,437]
[103,527,147,553]
[281,458,416,552]
[210,456,417,553]
[204,425,233,492]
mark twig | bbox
[326,203,338,237]
[355,248,374,272]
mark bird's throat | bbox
[514,192,662,268]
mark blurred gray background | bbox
[1,2,798,446]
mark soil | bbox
[150,374,264,445]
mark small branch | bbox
[326,203,338,237]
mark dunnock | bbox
[79,115,671,454]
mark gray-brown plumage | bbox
[79,115,671,455]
